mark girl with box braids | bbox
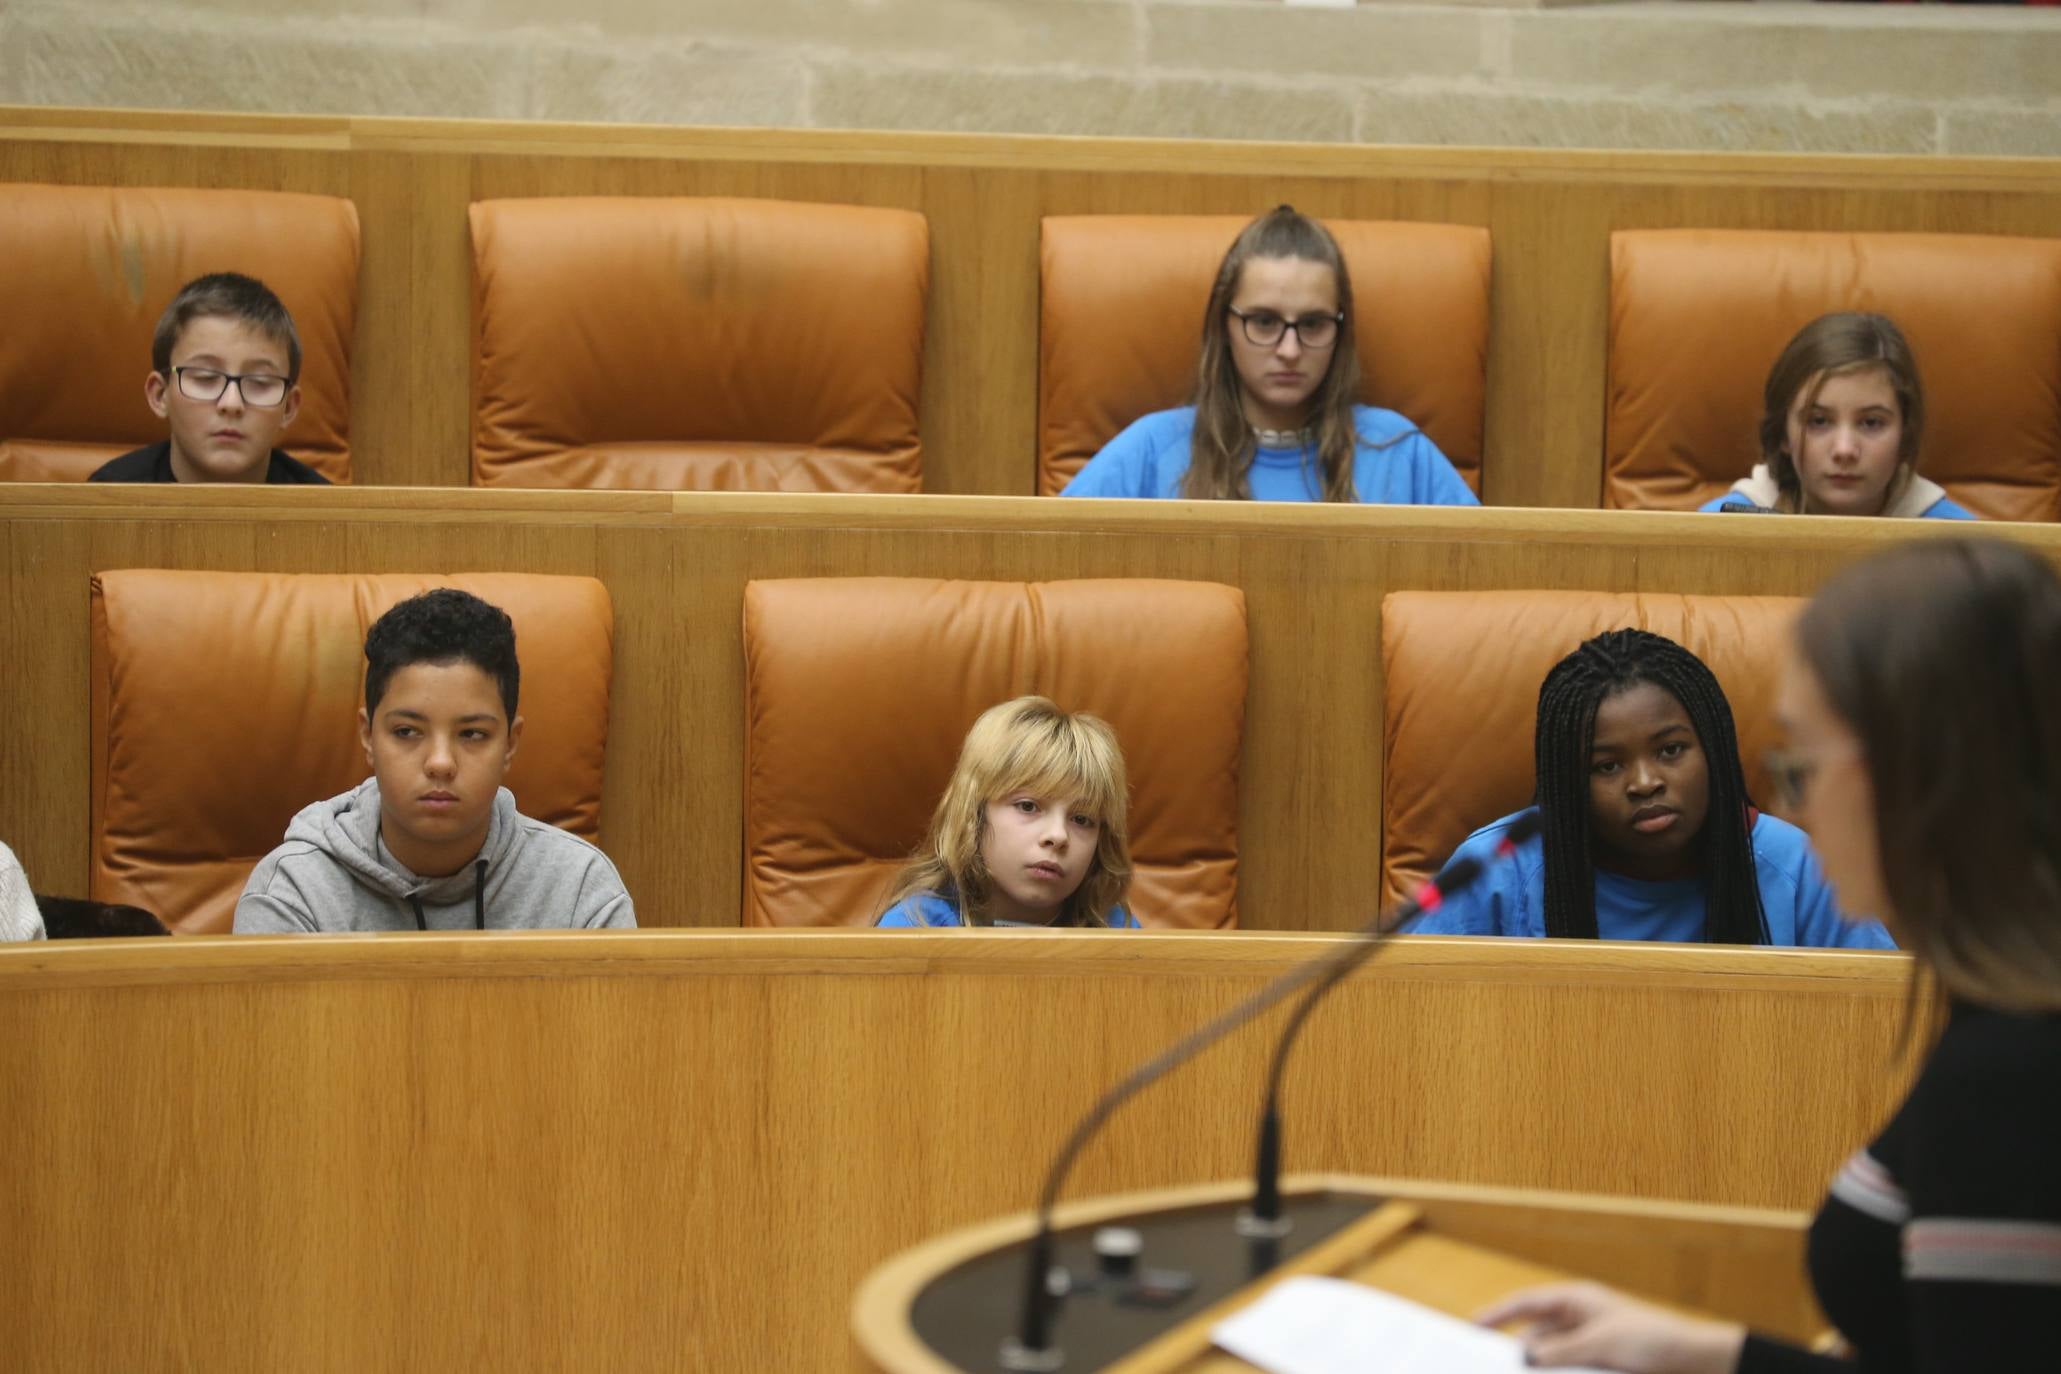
[1534,629,1770,944]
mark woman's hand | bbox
[1477,1282,1746,1374]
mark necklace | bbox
[1254,426,1312,448]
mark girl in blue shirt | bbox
[1401,628,1892,948]
[875,696,1138,929]
[1062,206,1477,507]
[1702,312,1975,521]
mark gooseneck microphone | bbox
[999,814,1539,1372]
[1240,810,1541,1252]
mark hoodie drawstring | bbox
[407,863,487,931]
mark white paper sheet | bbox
[1212,1275,1611,1374]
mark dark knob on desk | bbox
[1092,1226,1142,1279]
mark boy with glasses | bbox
[90,272,330,485]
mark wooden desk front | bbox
[0,930,1911,1370]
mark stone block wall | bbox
[3,0,2059,157]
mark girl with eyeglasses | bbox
[1399,628,1891,949]
[1061,206,1478,506]
[1481,538,2061,1372]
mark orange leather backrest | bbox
[1606,229,2061,520]
[1038,215,1490,497]
[90,571,614,933]
[470,197,929,492]
[1380,590,1802,905]
[743,578,1247,928]
[0,183,359,483]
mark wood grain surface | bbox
[852,1175,1825,1374]
[0,931,1908,1371]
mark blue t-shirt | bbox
[1700,492,1976,520]
[1396,808,1896,949]
[1061,404,1478,506]
[875,892,1140,929]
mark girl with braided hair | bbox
[1400,628,1891,947]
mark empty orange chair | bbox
[0,184,358,482]
[1606,228,2061,520]
[742,577,1247,928]
[1038,214,1490,497]
[470,197,929,492]
[90,571,613,932]
[1379,589,1800,905]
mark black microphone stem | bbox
[1006,918,1394,1364]
[1247,812,1544,1243]
[1247,947,1364,1235]
[1002,810,1540,1370]
[1004,859,1480,1369]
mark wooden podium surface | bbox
[0,930,1904,1370]
[853,1174,1825,1373]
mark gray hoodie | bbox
[234,778,635,933]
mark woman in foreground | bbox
[1483,537,2061,1370]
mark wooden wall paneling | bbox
[919,164,1044,497]
[10,520,98,896]
[348,147,474,488]
[1220,529,1389,931]
[608,517,745,925]
[1483,180,1612,510]
[0,933,1913,1371]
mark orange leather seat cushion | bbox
[743,577,1247,928]
[90,571,614,933]
[470,197,929,492]
[0,183,359,483]
[1606,229,2061,520]
[1038,215,1490,497]
[1380,590,1802,906]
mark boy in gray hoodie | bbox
[234,589,634,933]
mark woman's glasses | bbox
[1227,308,1343,350]
[1762,749,1814,810]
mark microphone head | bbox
[1429,855,1483,897]
[1503,808,1543,846]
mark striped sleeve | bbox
[1898,1013,2061,1370]
[1904,1217,2061,1287]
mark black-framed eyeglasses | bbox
[169,365,291,409]
[1227,307,1343,350]
[1762,748,1816,810]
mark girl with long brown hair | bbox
[1704,312,1976,520]
[1062,207,1476,506]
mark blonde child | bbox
[875,696,1137,928]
